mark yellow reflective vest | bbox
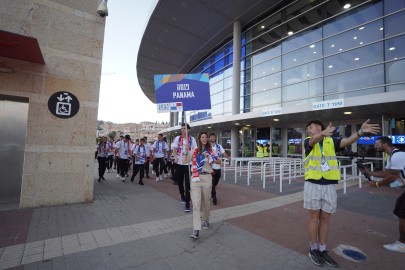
[263,145,269,157]
[256,145,264,158]
[303,136,340,181]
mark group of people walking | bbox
[96,124,229,239]
[96,118,405,265]
[96,134,173,185]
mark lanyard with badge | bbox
[319,141,330,172]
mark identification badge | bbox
[321,161,330,172]
[124,150,128,155]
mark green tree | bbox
[108,131,117,139]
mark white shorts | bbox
[303,181,337,213]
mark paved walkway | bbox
[0,164,404,269]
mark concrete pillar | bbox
[230,21,241,163]
[232,20,241,115]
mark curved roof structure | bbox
[137,0,275,103]
[137,0,405,136]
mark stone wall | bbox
[0,0,105,207]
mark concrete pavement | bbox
[0,164,404,269]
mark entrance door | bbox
[0,98,28,203]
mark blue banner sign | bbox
[389,135,405,144]
[358,136,378,145]
[154,73,211,111]
[288,138,302,144]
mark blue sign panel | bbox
[288,138,302,144]
[358,136,378,145]
[154,73,211,111]
[390,135,405,144]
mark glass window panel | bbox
[223,88,232,101]
[282,97,321,107]
[387,83,405,92]
[224,76,233,89]
[252,57,281,79]
[324,42,383,75]
[285,0,323,20]
[224,53,232,67]
[386,59,405,85]
[252,88,281,108]
[324,65,384,94]
[247,11,282,42]
[252,44,281,65]
[282,60,323,86]
[224,66,233,78]
[282,79,323,102]
[245,42,253,56]
[210,81,223,95]
[243,95,251,112]
[385,11,405,38]
[327,87,384,99]
[324,20,383,57]
[210,104,222,117]
[243,67,251,82]
[252,73,281,93]
[282,28,322,54]
[210,67,224,81]
[224,100,232,114]
[249,26,282,53]
[385,35,405,61]
[242,82,251,95]
[384,0,405,15]
[284,5,324,37]
[244,56,252,69]
[214,50,225,62]
[324,1,383,37]
[282,41,322,69]
[211,92,223,105]
[212,59,224,74]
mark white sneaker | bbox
[159,175,163,181]
[383,241,405,253]
[117,174,119,178]
[155,176,159,182]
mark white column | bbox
[231,20,241,161]
[232,20,241,115]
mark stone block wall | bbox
[0,0,105,207]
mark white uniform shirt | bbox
[144,142,152,157]
[115,140,132,159]
[107,140,115,156]
[211,143,225,170]
[171,135,197,165]
[386,149,405,187]
[153,140,169,158]
[133,145,147,164]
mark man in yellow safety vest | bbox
[304,119,380,267]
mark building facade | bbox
[0,0,106,207]
[137,0,405,161]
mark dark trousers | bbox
[97,156,108,178]
[113,156,117,169]
[117,158,128,177]
[211,169,221,199]
[107,155,114,170]
[131,162,145,182]
[176,164,191,203]
[167,161,175,180]
[153,158,165,177]
[144,158,150,177]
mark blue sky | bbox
[97,0,169,123]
